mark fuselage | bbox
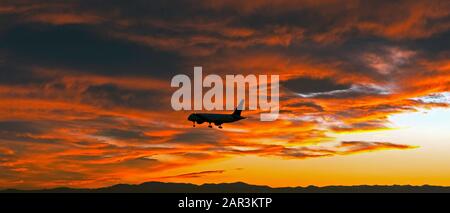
[188,113,245,125]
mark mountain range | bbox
[2,182,450,193]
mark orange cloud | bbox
[30,13,103,25]
[156,170,226,180]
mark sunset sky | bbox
[0,0,449,189]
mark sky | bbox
[0,0,449,189]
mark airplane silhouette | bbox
[187,100,245,129]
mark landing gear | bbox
[208,122,212,128]
[218,125,223,129]
[192,121,196,127]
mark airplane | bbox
[187,100,245,129]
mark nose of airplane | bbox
[187,114,196,121]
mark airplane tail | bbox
[232,100,244,116]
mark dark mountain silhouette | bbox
[2,182,450,193]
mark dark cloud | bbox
[170,129,227,145]
[283,77,351,93]
[115,157,159,167]
[96,128,154,141]
[410,30,450,58]
[281,147,333,159]
[0,24,181,79]
[0,64,53,85]
[82,83,167,110]
[0,120,60,143]
[0,120,46,134]
[330,121,388,133]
